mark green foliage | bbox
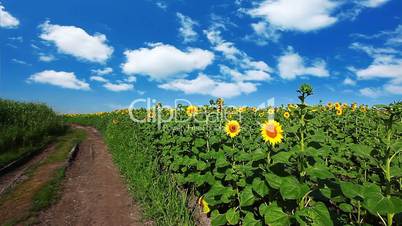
[65,95,402,225]
[0,99,65,167]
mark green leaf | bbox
[252,177,270,197]
[364,193,402,215]
[225,208,240,225]
[349,144,372,158]
[339,203,353,213]
[264,173,283,189]
[279,177,309,200]
[295,202,333,226]
[306,165,334,180]
[259,202,290,226]
[215,156,229,168]
[240,187,255,207]
[271,151,294,164]
[243,212,262,226]
[211,210,227,226]
[196,160,208,171]
[252,149,266,161]
[339,181,363,199]
[194,138,206,147]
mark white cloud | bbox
[359,87,383,98]
[103,82,133,92]
[39,54,56,62]
[220,65,272,82]
[177,13,198,43]
[356,61,402,80]
[91,67,113,76]
[360,0,390,8]
[159,74,257,98]
[353,25,402,47]
[278,47,329,79]
[39,21,113,63]
[155,1,167,10]
[343,77,356,86]
[0,4,19,28]
[11,59,30,66]
[90,76,108,83]
[28,70,90,90]
[248,0,338,32]
[384,84,402,95]
[204,27,272,73]
[121,43,214,80]
[248,21,281,45]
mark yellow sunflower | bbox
[186,105,198,117]
[283,111,290,119]
[351,103,357,111]
[327,102,333,109]
[197,196,210,214]
[238,107,246,113]
[336,108,343,116]
[261,120,283,145]
[335,102,341,109]
[268,108,275,115]
[225,120,241,138]
[147,110,155,119]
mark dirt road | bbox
[38,126,144,226]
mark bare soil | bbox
[0,144,56,196]
[38,126,144,226]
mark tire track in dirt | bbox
[38,126,144,226]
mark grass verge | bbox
[106,122,194,226]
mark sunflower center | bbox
[229,124,238,133]
[265,124,277,138]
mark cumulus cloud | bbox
[39,21,114,63]
[90,76,108,83]
[204,27,273,73]
[278,47,329,79]
[28,70,90,90]
[220,65,272,82]
[360,0,390,8]
[343,77,356,86]
[177,13,198,43]
[121,43,214,80]
[350,38,402,97]
[246,21,281,45]
[356,61,402,80]
[38,54,56,62]
[350,43,402,82]
[248,0,339,32]
[91,67,113,76]
[103,82,133,92]
[359,87,383,98]
[159,74,257,98]
[0,4,19,28]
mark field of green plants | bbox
[65,84,402,226]
[0,99,65,167]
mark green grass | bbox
[32,167,65,211]
[105,121,194,226]
[32,128,86,211]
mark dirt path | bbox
[38,126,144,226]
[0,144,55,195]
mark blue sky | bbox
[0,0,401,113]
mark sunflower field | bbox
[65,84,402,226]
[0,99,65,167]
